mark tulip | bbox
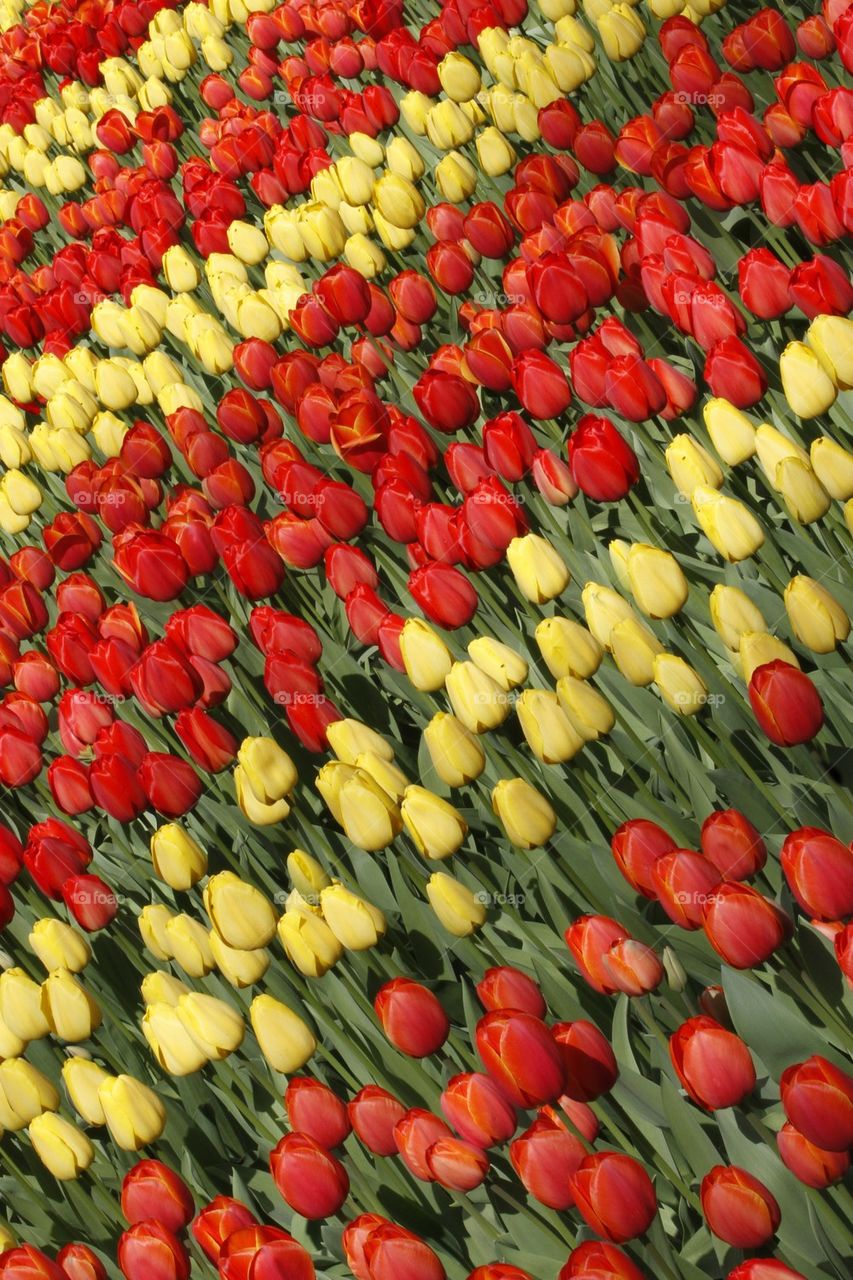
[191,1196,258,1264]
[749,661,824,747]
[61,1059,110,1127]
[121,1160,194,1232]
[709,585,767,653]
[56,1242,108,1280]
[558,1241,644,1280]
[427,1136,490,1191]
[623,544,688,619]
[780,827,853,921]
[669,1016,756,1110]
[204,871,277,951]
[780,342,837,418]
[610,618,664,686]
[556,678,615,743]
[218,1225,313,1280]
[665,435,724,497]
[467,638,528,692]
[40,969,101,1043]
[234,736,297,826]
[703,883,792,968]
[785,576,849,654]
[780,1055,853,1153]
[402,787,468,860]
[446,661,512,735]
[117,1222,190,1280]
[491,778,557,849]
[703,398,757,466]
[570,1152,657,1242]
[0,968,50,1041]
[427,872,487,936]
[164,915,214,978]
[209,934,270,990]
[506,534,571,604]
[28,1112,94,1181]
[701,1165,780,1248]
[511,1111,586,1209]
[150,824,207,892]
[99,1075,167,1150]
[611,818,675,898]
[176,992,245,1061]
[441,1072,518,1149]
[477,967,546,1019]
[270,1132,350,1219]
[143,1003,208,1077]
[285,1078,351,1151]
[777,1120,850,1189]
[568,416,639,502]
[278,910,342,979]
[807,315,853,387]
[551,1020,619,1103]
[422,713,486,788]
[249,995,317,1075]
[399,619,453,692]
[476,1010,564,1108]
[395,1109,454,1182]
[28,919,91,973]
[692,486,764,562]
[375,979,450,1058]
[700,810,767,881]
[338,771,402,851]
[363,1220,446,1280]
[536,617,603,680]
[349,1086,407,1157]
[326,720,394,767]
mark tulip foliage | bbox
[0,0,851,1277]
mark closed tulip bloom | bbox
[754,425,809,490]
[427,872,487,936]
[476,1010,565,1107]
[320,884,386,950]
[234,736,297,825]
[396,1109,453,1179]
[777,1121,850,1189]
[40,969,101,1043]
[441,1072,517,1148]
[807,437,853,503]
[402,787,468,860]
[375,979,450,1057]
[476,127,517,177]
[653,654,709,716]
[780,342,837,418]
[552,1020,619,1103]
[326,719,394,766]
[143,1002,209,1076]
[467,637,528,692]
[0,1015,25,1061]
[570,1152,657,1242]
[28,1112,94,1181]
[780,1055,853,1153]
[339,771,402,851]
[703,883,792,968]
[611,818,675,898]
[611,618,665,686]
[423,713,486,787]
[511,1111,586,1210]
[709,585,767,653]
[139,905,175,962]
[599,5,646,59]
[204,871,277,950]
[536,617,603,680]
[427,1136,490,1191]
[285,1078,351,1151]
[780,827,853,921]
[400,618,453,692]
[669,1016,756,1110]
[558,1242,644,1280]
[785,577,849,653]
[28,919,91,973]
[210,934,270,989]
[807,315,853,388]
[626,544,688,618]
[0,967,50,1040]
[749,661,824,747]
[177,992,244,1060]
[121,1159,194,1234]
[602,939,665,996]
[692,486,764,561]
[250,995,316,1075]
[278,910,343,978]
[775,457,831,524]
[141,972,190,1009]
[703,398,757,466]
[446,661,511,734]
[476,968,543,1018]
[62,1058,110,1126]
[700,810,767,881]
[56,1242,107,1280]
[117,1221,189,1280]
[653,850,721,931]
[492,778,557,849]
[701,1165,780,1248]
[666,435,724,497]
[317,762,360,825]
[516,689,585,763]
[373,174,425,228]
[0,1058,59,1128]
[362,1220,446,1280]
[270,1132,350,1219]
[164,915,214,977]
[507,534,570,603]
[349,1086,407,1156]
[150,823,207,892]
[99,1075,166,1150]
[581,583,637,650]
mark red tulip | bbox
[780,826,853,921]
[602,939,665,996]
[55,573,103,622]
[191,1196,257,1263]
[568,416,639,502]
[776,1121,850,1188]
[737,248,791,319]
[117,1221,189,1280]
[704,336,768,407]
[174,708,237,773]
[559,1240,645,1279]
[414,370,480,434]
[749,661,824,748]
[702,883,792,968]
[62,873,118,931]
[510,1110,586,1209]
[564,915,629,992]
[511,351,571,420]
[725,1263,806,1280]
[113,530,189,601]
[700,809,766,880]
[552,1021,618,1101]
[476,1010,565,1108]
[374,978,450,1057]
[55,1243,107,1280]
[165,605,236,662]
[700,1165,780,1248]
[440,1072,517,1148]
[653,850,721,930]
[0,1247,64,1278]
[779,1055,853,1152]
[468,1267,533,1280]
[570,1152,657,1242]
[476,966,546,1018]
[14,651,59,703]
[285,1077,351,1149]
[348,1085,407,1156]
[363,1221,446,1280]
[139,753,202,818]
[121,1161,194,1233]
[270,1132,349,1219]
[669,1016,756,1110]
[788,254,853,319]
[426,1136,489,1190]
[317,264,372,326]
[408,562,478,629]
[611,819,675,898]
[217,1226,302,1280]
[394,1109,453,1181]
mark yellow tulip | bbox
[780,342,836,418]
[422,712,486,787]
[610,617,665,686]
[338,771,402,852]
[150,823,207,891]
[784,576,849,654]
[491,777,557,849]
[138,904,175,961]
[27,920,89,975]
[400,618,453,692]
[349,132,385,166]
[754,424,808,489]
[476,126,517,177]
[581,582,636,650]
[426,872,487,937]
[204,871,277,951]
[29,1112,94,1180]
[287,849,332,901]
[0,469,41,516]
[62,1058,110,1126]
[426,100,475,150]
[516,689,584,763]
[0,968,49,1041]
[0,1059,59,1129]
[373,173,425,228]
[709,584,767,653]
[556,676,615,740]
[210,933,270,989]
[40,970,101,1043]
[320,884,386,950]
[277,911,342,978]
[438,51,481,100]
[99,1075,166,1150]
[598,5,646,60]
[807,315,853,388]
[435,151,477,203]
[692,486,764,561]
[776,458,830,524]
[626,543,689,618]
[235,735,297,825]
[666,434,724,497]
[535,617,603,680]
[467,637,528,691]
[545,43,595,92]
[344,233,387,277]
[653,654,708,715]
[177,992,245,1060]
[400,90,434,135]
[164,914,215,977]
[337,156,377,204]
[507,533,570,603]
[739,632,800,683]
[327,719,394,766]
[401,786,468,859]
[140,971,190,1008]
[143,1003,209,1076]
[250,995,316,1074]
[94,358,137,411]
[810,436,853,501]
[316,761,360,824]
[0,1014,25,1059]
[354,751,409,803]
[445,660,512,734]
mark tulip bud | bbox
[776,457,831,524]
[779,1055,853,1153]
[0,1058,60,1129]
[776,1121,850,1190]
[250,995,316,1074]
[277,910,343,978]
[28,919,91,973]
[556,677,615,741]
[0,967,50,1041]
[703,883,793,969]
[29,1112,94,1180]
[807,315,853,388]
[625,544,689,618]
[139,904,175,962]
[326,720,395,767]
[320,884,386,950]
[703,398,757,465]
[401,786,468,860]
[426,872,487,936]
[399,618,453,692]
[338,771,403,851]
[150,823,207,891]
[375,978,449,1058]
[709,585,767,653]
[581,583,637,650]
[288,849,332,899]
[653,653,709,716]
[701,1165,780,1248]
[516,689,585,763]
[492,777,557,849]
[611,618,665,686]
[692,486,765,562]
[446,661,512,735]
[204,871,277,951]
[164,914,214,977]
[143,1002,209,1076]
[270,1131,350,1219]
[122,1159,194,1232]
[234,736,297,825]
[700,810,766,881]
[780,341,837,418]
[611,819,675,899]
[476,1009,565,1108]
[422,713,486,787]
[749,661,824,747]
[99,1074,167,1150]
[209,933,270,989]
[467,637,528,692]
[535,617,603,680]
[507,533,570,603]
[40,969,101,1043]
[117,1221,190,1280]
[669,1016,756,1110]
[810,436,853,501]
[780,827,853,922]
[666,435,724,497]
[62,1057,110,1126]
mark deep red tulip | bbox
[139,753,202,817]
[511,351,571,420]
[113,530,189,601]
[559,1240,645,1279]
[285,1077,351,1149]
[414,370,480,434]
[704,336,768,407]
[700,809,766,880]
[701,1165,780,1248]
[780,827,853,921]
[703,883,792,968]
[269,1132,349,1219]
[348,1086,407,1156]
[117,1221,190,1280]
[374,978,450,1057]
[363,1222,446,1280]
[749,661,824,748]
[469,1267,533,1280]
[779,1055,853,1152]
[62,873,118,931]
[738,248,791,319]
[568,416,639,502]
[725,1263,806,1280]
[121,1161,194,1233]
[191,1196,257,1263]
[510,1110,586,1209]
[570,1152,657,1242]
[611,819,676,898]
[653,850,722,930]
[408,562,478,629]
[0,1247,64,1278]
[476,966,546,1018]
[552,1021,619,1101]
[476,1010,565,1108]
[89,753,147,822]
[669,1016,756,1110]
